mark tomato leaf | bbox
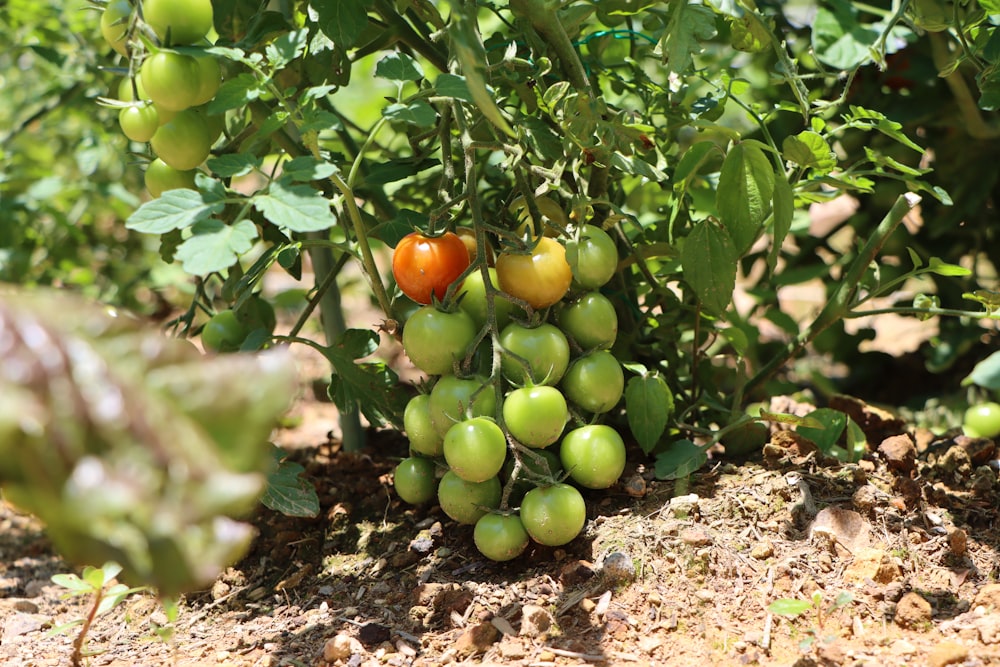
[680,219,738,316]
[375,52,424,81]
[653,439,708,480]
[434,73,474,102]
[797,408,847,454]
[126,189,225,234]
[323,329,407,428]
[717,142,774,254]
[659,2,715,76]
[782,131,837,173]
[253,180,337,233]
[313,0,371,50]
[175,219,258,276]
[448,5,515,137]
[768,174,794,273]
[261,457,320,518]
[383,100,438,128]
[625,373,674,454]
[963,350,1000,389]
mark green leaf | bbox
[654,439,708,479]
[253,180,337,233]
[125,189,225,234]
[266,29,308,69]
[768,598,814,617]
[730,14,769,53]
[382,100,437,128]
[206,73,264,114]
[659,2,716,76]
[375,52,424,81]
[625,373,674,454]
[797,408,847,454]
[207,153,260,178]
[717,143,774,254]
[782,131,837,172]
[324,330,408,428]
[51,573,93,594]
[280,156,339,182]
[175,219,258,275]
[362,158,439,187]
[964,350,1000,389]
[768,175,794,272]
[927,257,972,277]
[261,458,320,518]
[434,73,473,102]
[449,5,515,137]
[844,106,924,153]
[314,0,371,49]
[845,417,867,463]
[811,0,879,70]
[681,219,738,315]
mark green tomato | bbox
[201,310,247,353]
[402,306,477,376]
[404,394,443,457]
[143,0,214,45]
[191,53,222,106]
[437,471,501,525]
[561,350,624,414]
[394,457,438,505]
[150,109,213,170]
[499,322,570,386]
[100,0,131,56]
[963,402,1000,438]
[443,417,508,483]
[428,375,496,437]
[144,158,197,198]
[474,514,530,562]
[559,425,626,489]
[502,386,567,448]
[565,224,617,289]
[457,267,516,331]
[140,51,202,112]
[119,103,159,143]
[558,291,618,350]
[118,77,176,125]
[520,483,586,547]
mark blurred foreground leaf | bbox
[0,288,296,597]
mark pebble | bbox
[323,633,362,662]
[600,552,636,585]
[679,526,713,547]
[894,591,932,629]
[975,583,1000,611]
[668,494,699,518]
[519,604,554,638]
[877,434,916,472]
[947,527,967,556]
[976,613,1000,644]
[750,541,774,560]
[926,640,968,667]
[453,621,499,657]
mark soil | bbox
[2,296,1000,667]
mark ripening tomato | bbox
[474,513,530,562]
[565,224,618,289]
[392,231,470,305]
[140,51,202,112]
[404,394,444,457]
[520,483,586,547]
[402,306,476,376]
[437,471,501,525]
[119,103,159,142]
[503,386,568,448]
[143,0,214,45]
[557,291,618,351]
[496,237,572,310]
[394,457,437,505]
[455,227,493,265]
[561,350,624,413]
[150,109,214,170]
[559,424,626,489]
[443,417,507,483]
[100,0,131,56]
[144,158,198,198]
[499,322,570,386]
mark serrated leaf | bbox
[261,459,320,518]
[126,189,225,234]
[782,131,837,172]
[659,2,715,76]
[625,374,674,454]
[280,156,339,182]
[434,73,473,102]
[717,143,774,254]
[768,175,794,272]
[175,219,258,275]
[253,180,337,233]
[383,100,437,128]
[323,330,407,428]
[206,73,264,114]
[811,0,879,70]
[768,598,813,617]
[207,153,261,178]
[265,28,308,69]
[653,439,708,480]
[375,52,424,81]
[314,0,371,49]
[680,219,738,316]
[673,141,717,188]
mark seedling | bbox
[768,591,854,650]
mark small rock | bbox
[558,559,595,587]
[764,430,818,458]
[977,614,1000,644]
[496,635,526,658]
[926,640,968,667]
[3,613,48,637]
[600,552,635,585]
[579,597,596,613]
[947,527,967,556]
[519,604,554,638]
[894,591,932,629]
[679,526,713,547]
[667,493,699,519]
[851,485,882,515]
[889,639,917,655]
[23,580,52,598]
[809,506,869,553]
[537,649,556,662]
[323,634,362,663]
[624,474,647,498]
[11,599,39,614]
[211,580,231,601]
[954,435,997,465]
[695,589,715,602]
[357,622,390,647]
[843,548,901,585]
[750,541,774,560]
[878,434,916,473]
[454,621,499,657]
[971,465,997,495]
[938,446,972,475]
[975,583,1000,611]
[639,635,662,654]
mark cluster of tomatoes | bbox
[391,200,628,561]
[100,0,223,197]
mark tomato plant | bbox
[394,457,437,505]
[474,513,529,562]
[140,51,202,112]
[499,322,570,386]
[561,350,624,414]
[557,291,618,351]
[963,402,1000,438]
[401,306,476,376]
[392,232,470,305]
[560,425,626,490]
[144,158,197,198]
[496,237,572,310]
[142,0,214,46]
[404,394,443,457]
[428,376,496,438]
[443,417,507,483]
[520,483,586,547]
[149,109,213,170]
[437,471,501,525]
[503,386,568,448]
[565,225,618,289]
[201,310,247,353]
